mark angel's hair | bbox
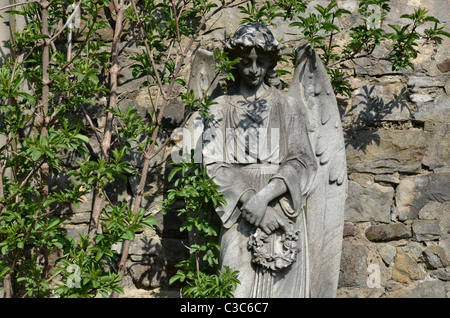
[224,22,283,89]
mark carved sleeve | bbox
[269,97,318,218]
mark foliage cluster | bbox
[162,152,239,298]
[239,0,450,97]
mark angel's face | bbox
[236,48,271,90]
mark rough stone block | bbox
[412,220,441,241]
[422,245,449,269]
[365,223,411,242]
[419,200,450,220]
[345,180,394,223]
[377,243,397,266]
[338,243,368,288]
[396,173,450,220]
[407,76,448,90]
[437,58,450,73]
[128,257,173,288]
[392,247,425,283]
[352,84,411,122]
[391,281,447,298]
[346,129,429,174]
[423,122,450,170]
[343,223,360,237]
[430,268,450,281]
[414,94,450,123]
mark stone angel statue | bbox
[181,22,347,298]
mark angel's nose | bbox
[249,61,259,74]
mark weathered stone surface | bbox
[392,247,426,283]
[65,212,91,225]
[377,243,397,266]
[414,94,450,123]
[391,281,447,298]
[117,55,146,95]
[365,223,411,242]
[113,235,162,257]
[161,238,190,264]
[430,268,450,281]
[339,244,368,288]
[402,241,425,262]
[70,191,94,214]
[422,245,449,269]
[343,223,360,237]
[407,76,449,91]
[396,173,450,220]
[419,201,450,220]
[336,288,366,298]
[409,93,434,105]
[348,173,374,187]
[437,58,450,73]
[63,225,88,239]
[346,129,429,174]
[374,172,400,185]
[161,98,185,128]
[352,84,411,122]
[412,220,441,241]
[423,122,450,170]
[345,180,394,223]
[352,48,402,76]
[128,258,173,288]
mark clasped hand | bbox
[241,192,287,235]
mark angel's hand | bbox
[241,192,268,227]
[260,207,292,235]
[259,207,280,234]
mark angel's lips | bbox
[245,74,263,85]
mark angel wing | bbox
[287,44,348,298]
[177,49,224,163]
[187,48,223,103]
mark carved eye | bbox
[241,58,251,65]
[257,59,267,66]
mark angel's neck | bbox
[239,82,269,101]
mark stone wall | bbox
[8,0,449,298]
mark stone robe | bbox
[202,87,318,297]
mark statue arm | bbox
[242,97,317,224]
[266,98,317,217]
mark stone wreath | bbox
[248,222,301,274]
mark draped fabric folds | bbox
[202,87,317,297]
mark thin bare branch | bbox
[0,0,39,12]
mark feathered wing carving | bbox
[187,48,223,102]
[287,44,348,298]
[182,49,223,163]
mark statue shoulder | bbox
[277,90,306,116]
[207,95,228,115]
[201,94,230,126]
[211,94,229,107]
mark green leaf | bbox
[75,134,90,143]
[85,69,100,85]
[168,166,182,182]
[122,228,135,241]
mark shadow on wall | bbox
[344,85,411,154]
